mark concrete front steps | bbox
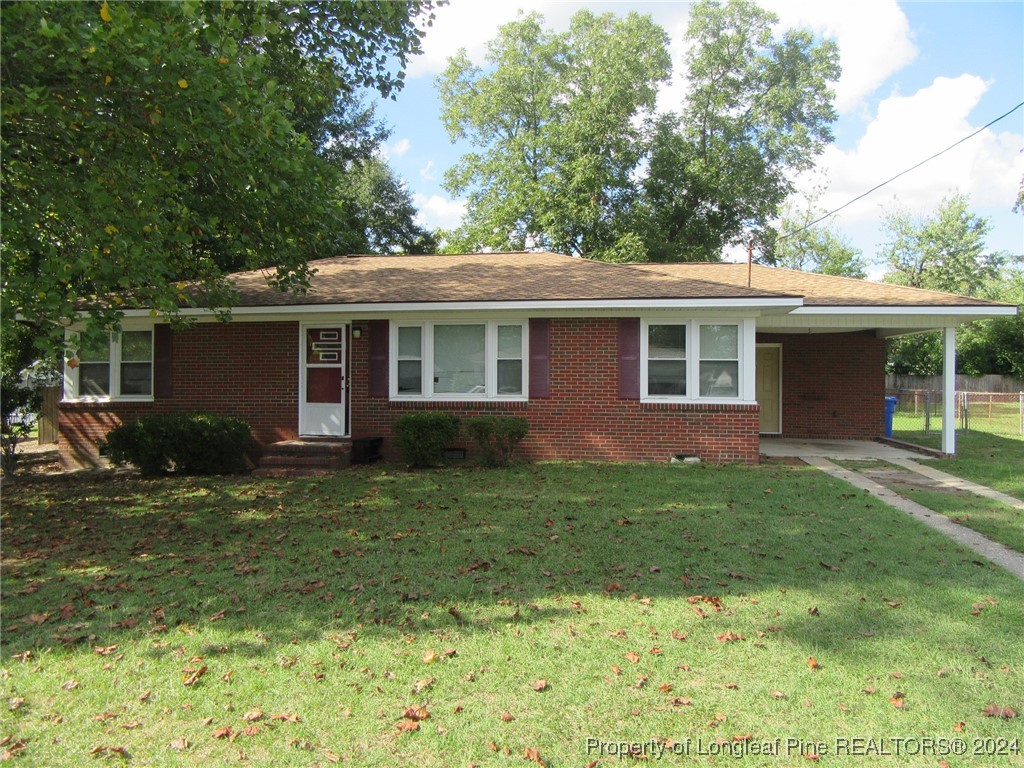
[252,440,350,477]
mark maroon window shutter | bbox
[153,324,173,398]
[618,318,640,400]
[367,319,389,398]
[528,318,550,398]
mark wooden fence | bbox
[886,374,1024,393]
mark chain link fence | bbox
[887,388,1024,443]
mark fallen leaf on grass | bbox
[212,726,233,740]
[982,704,1017,719]
[524,746,546,766]
[808,657,820,671]
[402,706,430,721]
[716,631,745,643]
[182,666,207,686]
[531,680,548,692]
[169,738,190,751]
[624,651,641,664]
[8,698,25,712]
[271,713,301,722]
[500,712,515,722]
[396,719,420,732]
[241,709,264,722]
[890,693,907,710]
[412,677,435,694]
[670,629,687,641]
[61,680,80,691]
[770,691,786,700]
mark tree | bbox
[638,0,840,262]
[1,1,439,356]
[438,10,671,258]
[881,194,1001,295]
[881,195,1015,375]
[763,197,866,277]
[339,157,438,254]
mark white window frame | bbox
[63,326,155,403]
[389,319,529,401]
[640,318,755,404]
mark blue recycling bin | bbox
[884,396,899,438]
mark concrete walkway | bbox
[887,457,1024,511]
[801,455,1024,581]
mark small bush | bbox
[393,411,460,468]
[103,412,252,476]
[465,415,528,467]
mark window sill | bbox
[640,398,757,407]
[391,395,528,404]
[62,396,155,405]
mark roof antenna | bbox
[746,239,753,288]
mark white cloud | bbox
[378,138,411,161]
[413,193,467,231]
[760,0,916,113]
[801,74,1024,226]
[419,160,437,182]
[408,0,573,77]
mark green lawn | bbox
[3,463,1023,766]
[896,431,1024,502]
[898,487,1024,555]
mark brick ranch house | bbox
[59,251,1016,469]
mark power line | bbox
[778,100,1024,242]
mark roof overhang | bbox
[114,296,806,318]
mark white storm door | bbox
[300,326,347,437]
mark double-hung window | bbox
[67,330,154,400]
[391,320,527,400]
[641,320,746,402]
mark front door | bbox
[300,326,347,437]
[756,345,782,434]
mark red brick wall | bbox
[352,318,761,464]
[757,331,886,439]
[59,322,300,468]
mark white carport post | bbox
[942,325,956,455]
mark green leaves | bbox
[640,0,840,262]
[1,1,439,354]
[438,10,670,258]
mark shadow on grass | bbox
[3,462,1022,662]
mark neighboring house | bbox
[58,252,1016,469]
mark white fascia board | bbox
[790,305,1017,317]
[114,297,805,318]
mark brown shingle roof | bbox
[630,262,1010,307]
[222,252,798,306]
[209,251,1011,310]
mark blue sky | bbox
[375,0,1023,275]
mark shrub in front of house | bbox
[103,412,253,476]
[393,411,460,468]
[465,415,529,467]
